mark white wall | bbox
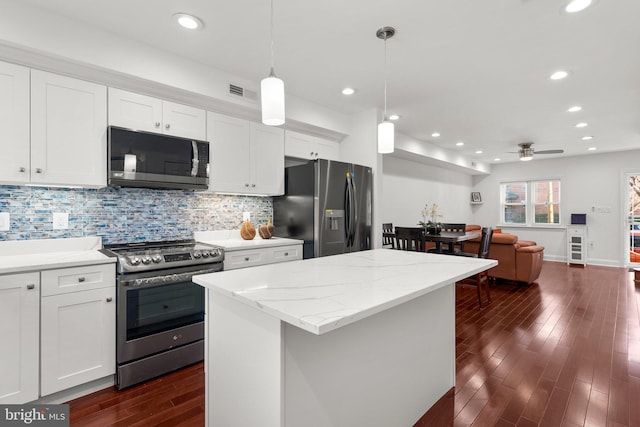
[381,156,474,230]
[471,150,640,266]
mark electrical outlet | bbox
[0,212,10,231]
[52,212,69,230]
[243,212,251,222]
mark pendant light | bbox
[261,0,285,126]
[377,26,395,154]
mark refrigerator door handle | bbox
[350,176,358,246]
[344,174,351,245]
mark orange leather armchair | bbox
[464,228,544,285]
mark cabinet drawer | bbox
[267,245,302,264]
[224,250,268,271]
[41,264,115,297]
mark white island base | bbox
[196,250,496,427]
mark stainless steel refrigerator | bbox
[273,159,372,259]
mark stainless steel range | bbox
[103,239,223,389]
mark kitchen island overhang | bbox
[194,249,497,427]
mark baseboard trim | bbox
[34,376,115,404]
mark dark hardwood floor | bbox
[68,261,640,426]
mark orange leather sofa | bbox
[463,226,544,285]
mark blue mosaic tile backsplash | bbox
[0,186,272,244]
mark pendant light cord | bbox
[270,0,275,73]
[383,35,388,119]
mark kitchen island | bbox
[193,249,497,427]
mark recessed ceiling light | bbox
[341,87,355,95]
[431,132,440,138]
[494,158,501,161]
[582,136,593,140]
[587,146,597,151]
[475,150,483,154]
[389,114,400,121]
[550,70,569,80]
[456,142,464,146]
[172,13,203,30]
[567,106,582,112]
[565,0,593,13]
[576,122,588,128]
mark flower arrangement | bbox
[418,202,443,233]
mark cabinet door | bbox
[284,130,315,160]
[0,61,30,184]
[0,273,39,404]
[40,287,116,396]
[251,123,284,195]
[31,70,107,187]
[207,112,251,193]
[315,137,340,161]
[108,88,162,133]
[162,101,206,140]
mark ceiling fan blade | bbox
[535,149,564,154]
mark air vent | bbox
[228,84,258,102]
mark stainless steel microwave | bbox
[108,126,210,191]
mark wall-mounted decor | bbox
[471,192,482,203]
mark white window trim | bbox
[499,178,563,227]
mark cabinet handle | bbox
[26,284,35,290]
[35,168,43,174]
[245,183,250,187]
[315,152,319,157]
[106,297,113,302]
[155,121,161,128]
[251,184,256,188]
[19,167,26,173]
[165,123,171,130]
[284,252,289,256]
[78,277,86,282]
[310,151,314,156]
[244,257,250,261]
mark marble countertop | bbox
[194,230,303,252]
[193,249,497,335]
[0,237,115,275]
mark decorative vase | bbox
[427,225,441,235]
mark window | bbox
[500,179,561,226]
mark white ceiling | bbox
[18,0,640,163]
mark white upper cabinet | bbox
[31,70,107,187]
[0,61,30,185]
[285,130,340,161]
[108,88,206,140]
[208,112,284,196]
[251,123,285,195]
[0,272,40,404]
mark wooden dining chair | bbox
[456,227,493,307]
[395,227,425,252]
[382,223,395,248]
[440,223,467,252]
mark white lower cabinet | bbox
[0,273,40,404]
[0,263,115,403]
[223,244,303,271]
[40,264,116,396]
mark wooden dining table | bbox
[423,230,481,254]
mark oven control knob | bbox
[201,251,210,258]
[211,249,221,257]
[152,255,162,263]
[129,256,141,266]
[142,256,152,265]
[193,251,202,259]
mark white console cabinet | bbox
[567,225,587,265]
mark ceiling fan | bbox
[511,142,564,161]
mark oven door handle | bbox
[119,267,220,288]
